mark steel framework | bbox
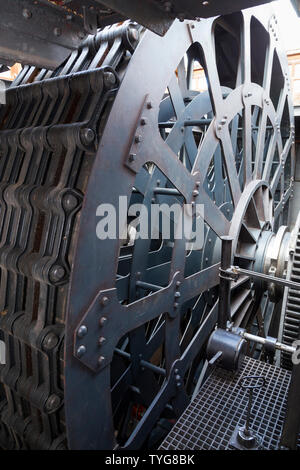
[0,4,296,450]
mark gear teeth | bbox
[281,225,300,370]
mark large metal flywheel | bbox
[0,6,295,450]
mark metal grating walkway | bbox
[160,357,300,450]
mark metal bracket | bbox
[74,287,119,373]
[219,267,239,282]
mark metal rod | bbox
[158,121,176,128]
[231,267,300,291]
[153,187,180,195]
[114,348,166,376]
[136,280,163,292]
[158,119,213,128]
[218,237,234,329]
[184,119,212,127]
[241,332,296,354]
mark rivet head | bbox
[23,9,32,19]
[77,345,86,358]
[101,296,109,307]
[77,325,88,338]
[147,102,153,109]
[140,117,147,126]
[99,316,108,327]
[98,356,105,366]
[135,135,142,143]
[98,336,106,346]
[163,1,172,13]
[54,27,62,37]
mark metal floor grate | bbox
[160,357,300,450]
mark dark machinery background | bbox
[0,0,299,451]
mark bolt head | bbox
[54,27,62,37]
[80,128,95,146]
[103,71,116,88]
[42,332,59,351]
[98,356,105,366]
[49,265,65,283]
[101,296,109,307]
[135,135,142,143]
[77,345,86,358]
[128,27,139,42]
[163,1,172,12]
[77,325,88,338]
[140,118,147,126]
[99,316,108,327]
[63,194,78,211]
[147,102,153,109]
[23,9,32,19]
[98,336,106,346]
[45,394,61,412]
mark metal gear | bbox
[0,6,296,450]
[280,212,300,370]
